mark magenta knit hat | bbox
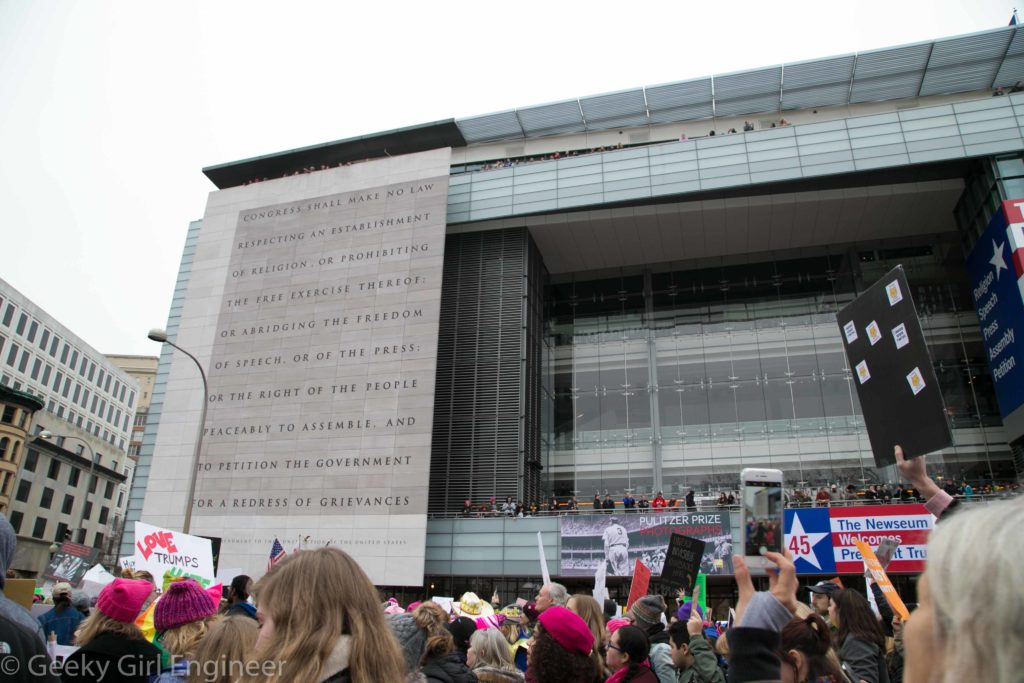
[537,606,594,655]
[97,578,154,624]
[154,579,217,631]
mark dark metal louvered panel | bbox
[579,89,650,130]
[781,54,856,110]
[920,28,1014,96]
[714,67,783,117]
[457,111,525,143]
[994,28,1024,86]
[429,228,546,513]
[645,78,714,122]
[850,42,932,103]
[517,100,586,137]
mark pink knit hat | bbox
[154,579,217,631]
[537,606,594,655]
[97,578,154,624]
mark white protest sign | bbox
[133,522,215,587]
[593,561,607,606]
[431,596,454,615]
[118,556,136,572]
[537,532,551,586]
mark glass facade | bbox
[543,234,1013,500]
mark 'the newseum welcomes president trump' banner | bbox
[560,513,733,578]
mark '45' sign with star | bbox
[784,509,835,573]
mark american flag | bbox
[267,538,287,572]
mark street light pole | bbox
[39,431,96,545]
[148,328,208,534]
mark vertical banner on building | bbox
[143,149,452,585]
[967,198,1024,419]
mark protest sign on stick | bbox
[836,266,952,466]
[537,531,551,586]
[661,533,706,594]
[854,539,910,621]
[625,560,651,611]
[133,522,215,587]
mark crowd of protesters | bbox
[1,443,1021,682]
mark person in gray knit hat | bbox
[627,595,675,683]
[386,612,428,679]
[0,515,44,644]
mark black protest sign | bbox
[199,536,222,576]
[836,266,952,467]
[661,533,705,593]
[43,542,100,586]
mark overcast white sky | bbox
[0,0,1016,355]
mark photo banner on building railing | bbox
[785,504,933,574]
[559,512,733,578]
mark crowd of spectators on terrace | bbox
[456,479,1020,517]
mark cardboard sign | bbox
[854,539,910,621]
[4,579,35,609]
[43,543,100,586]
[836,266,952,466]
[133,522,215,585]
[661,533,706,593]
[625,560,651,611]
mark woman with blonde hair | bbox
[468,627,524,682]
[187,615,258,683]
[62,578,161,683]
[246,547,407,683]
[567,593,609,681]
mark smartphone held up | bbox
[739,468,784,573]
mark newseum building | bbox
[126,26,1024,595]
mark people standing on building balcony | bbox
[603,494,616,512]
[685,490,696,511]
[622,492,636,512]
[638,495,650,512]
[652,492,667,511]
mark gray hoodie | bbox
[0,515,46,643]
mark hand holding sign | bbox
[853,539,910,621]
[733,550,798,626]
[686,585,704,636]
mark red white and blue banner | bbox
[785,504,933,574]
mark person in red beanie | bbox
[527,605,596,683]
[61,577,162,683]
[152,579,219,682]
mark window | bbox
[47,459,61,480]
[55,523,69,543]
[17,350,29,373]
[72,384,81,403]
[26,321,38,343]
[127,443,139,456]
[39,487,53,509]
[62,494,74,514]
[8,511,22,533]
[128,391,136,408]
[16,313,27,335]
[49,335,58,357]
[1,304,14,327]
[93,532,104,549]
[0,437,7,460]
[23,448,37,471]
[97,369,105,387]
[104,481,114,498]
[15,480,30,502]
[32,517,46,539]
[1,406,14,424]
[68,467,80,487]
[82,501,92,520]
[104,375,111,392]
[98,506,109,524]
[88,475,97,494]
[117,491,124,507]
[70,349,78,369]
[30,358,41,380]
[62,376,71,398]
[61,344,69,364]
[87,362,95,382]
[5,342,17,367]
[41,363,51,385]
[39,329,49,350]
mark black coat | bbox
[421,652,478,683]
[61,632,162,683]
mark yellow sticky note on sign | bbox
[853,539,910,621]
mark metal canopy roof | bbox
[456,25,1024,144]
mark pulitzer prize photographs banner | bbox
[141,149,452,585]
[560,513,733,578]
